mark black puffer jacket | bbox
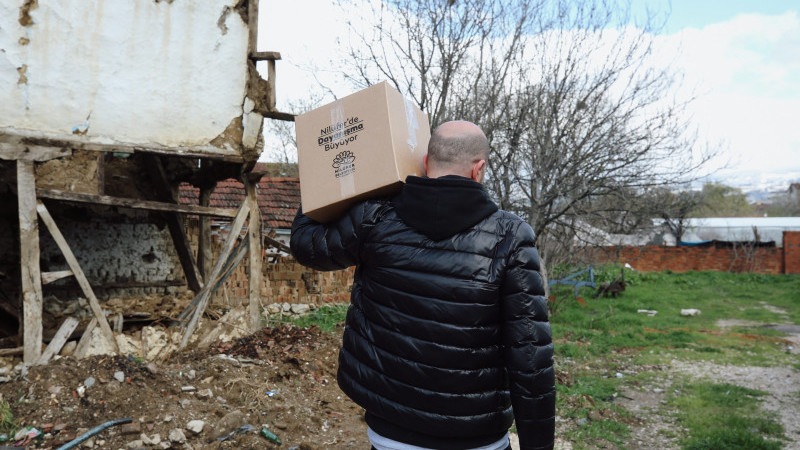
[291,176,555,450]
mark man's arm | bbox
[289,204,366,271]
[501,222,556,450]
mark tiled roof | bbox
[179,177,300,229]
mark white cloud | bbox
[656,11,800,184]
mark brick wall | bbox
[185,223,355,308]
[785,231,800,274]
[592,231,800,274]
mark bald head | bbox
[425,121,489,181]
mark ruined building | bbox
[0,0,293,363]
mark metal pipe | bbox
[56,417,132,450]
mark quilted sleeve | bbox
[501,221,555,450]
[289,204,366,271]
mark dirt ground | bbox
[1,324,372,449]
[1,316,798,449]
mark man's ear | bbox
[423,154,429,176]
[471,159,486,182]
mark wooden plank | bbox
[181,201,250,348]
[73,318,97,359]
[17,160,43,363]
[0,143,71,161]
[246,180,263,332]
[146,154,203,293]
[35,202,119,354]
[0,127,244,162]
[41,270,73,285]
[250,51,282,61]
[0,346,23,356]
[36,316,79,365]
[37,189,238,218]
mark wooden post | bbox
[145,155,204,293]
[245,179,262,332]
[17,160,43,363]
[181,201,250,348]
[36,202,120,354]
[198,184,216,281]
[267,59,276,111]
[248,0,260,55]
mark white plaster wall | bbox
[0,0,249,148]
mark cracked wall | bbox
[0,0,261,156]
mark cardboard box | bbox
[295,81,430,222]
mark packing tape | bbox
[330,102,356,198]
[404,96,419,152]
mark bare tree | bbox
[336,0,716,269]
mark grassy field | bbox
[550,267,800,449]
[286,268,800,449]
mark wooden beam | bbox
[0,347,23,356]
[181,201,250,348]
[17,160,43,363]
[249,51,281,61]
[267,59,277,111]
[0,143,71,161]
[35,202,119,354]
[37,189,238,218]
[145,155,203,293]
[262,110,295,122]
[198,183,216,281]
[36,316,79,365]
[41,270,74,285]
[0,128,244,163]
[248,0,260,55]
[245,180,263,332]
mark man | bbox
[291,121,555,450]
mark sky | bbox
[258,0,800,191]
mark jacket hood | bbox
[394,175,498,241]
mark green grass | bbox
[0,399,16,438]
[670,382,784,450]
[275,304,349,331]
[289,267,800,448]
[550,267,799,447]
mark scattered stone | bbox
[615,372,623,378]
[213,410,246,439]
[291,303,310,315]
[282,302,291,312]
[196,388,213,398]
[168,428,186,443]
[680,308,701,316]
[77,386,86,397]
[60,340,77,356]
[201,376,214,384]
[120,421,141,435]
[84,377,96,388]
[187,369,196,380]
[181,386,196,392]
[577,418,589,426]
[186,420,205,434]
[126,439,144,449]
[141,433,161,445]
[653,388,664,393]
[637,309,658,317]
[114,371,125,382]
[145,363,160,374]
[587,410,603,422]
[82,437,95,448]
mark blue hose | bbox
[56,417,132,450]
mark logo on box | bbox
[332,151,356,178]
